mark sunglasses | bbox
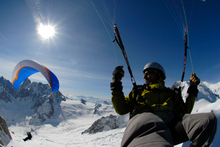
[144,70,158,76]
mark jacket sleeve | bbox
[111,91,132,115]
[184,93,196,114]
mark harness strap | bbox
[129,84,186,119]
[129,85,145,119]
[173,87,186,114]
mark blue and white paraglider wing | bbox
[12,59,59,92]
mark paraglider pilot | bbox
[111,62,217,147]
[23,132,32,142]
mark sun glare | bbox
[38,23,55,39]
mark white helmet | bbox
[143,62,166,80]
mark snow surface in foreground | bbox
[7,97,220,147]
[7,99,126,147]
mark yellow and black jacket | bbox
[111,79,196,122]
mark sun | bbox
[38,23,55,39]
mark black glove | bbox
[112,66,124,82]
[110,66,124,91]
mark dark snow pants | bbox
[121,112,217,147]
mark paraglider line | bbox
[188,0,195,28]
[164,0,198,80]
[185,32,194,73]
[113,0,116,24]
[64,0,113,27]
[103,0,114,24]
[163,0,185,38]
[189,2,204,31]
[89,0,114,27]
[188,48,194,73]
[90,0,118,65]
[173,0,185,29]
[89,0,113,40]
[181,0,189,32]
[91,0,114,25]
[181,33,188,82]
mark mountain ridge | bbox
[0,76,66,126]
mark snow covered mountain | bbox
[1,76,220,147]
[0,76,66,125]
[202,81,220,97]
[82,114,128,134]
[172,81,219,103]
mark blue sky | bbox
[0,0,219,99]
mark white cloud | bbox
[26,0,44,24]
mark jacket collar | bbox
[144,79,165,90]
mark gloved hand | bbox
[112,66,124,82]
[187,72,200,97]
[110,66,124,91]
[190,72,200,86]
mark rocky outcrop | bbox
[0,116,12,146]
[82,114,119,134]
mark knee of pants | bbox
[122,113,173,147]
[196,113,217,135]
[190,113,217,147]
[206,113,217,128]
[127,113,164,128]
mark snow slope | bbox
[7,99,126,147]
